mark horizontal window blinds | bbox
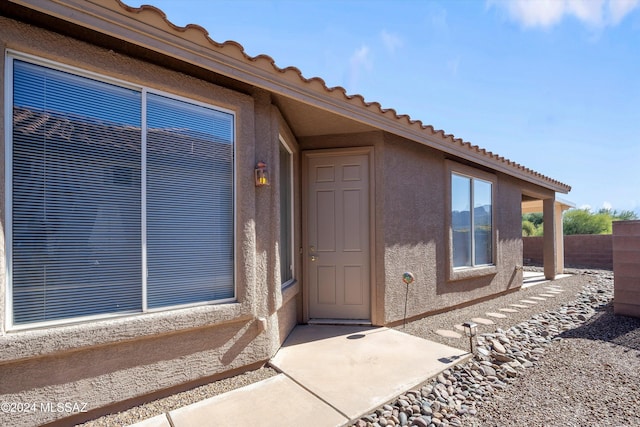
[146,94,234,308]
[10,58,235,327]
[12,60,142,324]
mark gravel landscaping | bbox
[350,269,640,427]
[79,269,640,427]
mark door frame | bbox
[301,146,377,324]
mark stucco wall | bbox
[298,132,534,325]
[613,220,640,318]
[381,134,524,324]
[0,17,298,426]
[523,235,613,270]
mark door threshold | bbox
[307,318,372,326]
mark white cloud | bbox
[349,45,372,70]
[488,0,640,28]
[602,201,613,210]
[579,204,592,211]
[380,30,403,54]
[609,0,640,24]
[348,45,373,91]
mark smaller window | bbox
[279,139,294,286]
[451,172,493,268]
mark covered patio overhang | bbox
[522,196,575,280]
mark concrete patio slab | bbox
[127,414,171,427]
[471,317,495,325]
[270,325,468,421]
[486,312,507,318]
[168,374,347,427]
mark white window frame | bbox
[279,136,295,288]
[5,51,237,331]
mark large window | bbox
[7,55,234,328]
[279,139,294,286]
[451,172,493,268]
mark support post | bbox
[543,197,557,280]
[554,201,564,274]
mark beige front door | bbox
[305,149,371,320]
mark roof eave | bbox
[9,0,571,194]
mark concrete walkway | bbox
[129,326,468,427]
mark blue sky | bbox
[132,0,640,214]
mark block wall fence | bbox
[523,235,613,270]
[613,220,640,318]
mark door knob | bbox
[310,255,318,262]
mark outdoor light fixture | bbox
[462,321,478,354]
[254,161,269,187]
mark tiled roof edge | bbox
[116,1,570,192]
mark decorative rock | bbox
[490,339,507,354]
[492,352,515,363]
[411,417,430,427]
[501,365,518,378]
[480,365,496,376]
[421,404,433,415]
[399,411,408,426]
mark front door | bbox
[305,149,371,320]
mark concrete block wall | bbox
[523,235,613,270]
[613,220,640,318]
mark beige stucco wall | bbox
[381,133,525,324]
[298,131,531,326]
[0,17,299,426]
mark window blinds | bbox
[12,60,143,324]
[10,59,234,326]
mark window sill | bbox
[1,301,252,364]
[448,265,498,282]
[282,279,300,304]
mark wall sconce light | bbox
[255,161,269,187]
[462,321,478,354]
